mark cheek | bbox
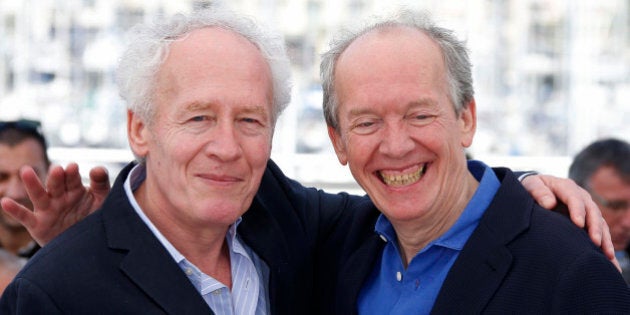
[604,213,621,225]
[152,132,201,166]
[245,137,272,164]
[344,135,372,165]
[433,120,466,149]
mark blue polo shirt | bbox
[357,160,500,315]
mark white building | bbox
[0,0,627,188]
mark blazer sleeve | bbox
[552,246,630,312]
[264,159,368,242]
[0,277,64,314]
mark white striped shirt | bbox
[124,164,270,315]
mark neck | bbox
[392,171,479,268]
[133,174,235,288]
[149,211,234,289]
[178,236,233,289]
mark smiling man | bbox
[318,9,630,314]
[0,8,318,314]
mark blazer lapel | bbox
[102,163,213,315]
[337,234,385,315]
[239,191,292,314]
[432,169,532,314]
[431,222,513,313]
[240,194,291,271]
[118,244,213,314]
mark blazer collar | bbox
[431,168,532,313]
[102,162,213,314]
[238,162,296,315]
[336,168,532,315]
[337,234,386,315]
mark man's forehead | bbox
[336,27,445,82]
[0,141,47,166]
[341,26,439,60]
[170,26,262,59]
[159,27,271,82]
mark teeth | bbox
[379,164,425,187]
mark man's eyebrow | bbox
[241,105,268,114]
[239,105,271,120]
[346,98,438,118]
[183,102,268,113]
[184,102,213,111]
[409,97,438,108]
[346,106,376,120]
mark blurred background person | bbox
[0,119,49,258]
[569,138,630,282]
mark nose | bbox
[3,174,28,201]
[205,120,243,161]
[378,122,415,158]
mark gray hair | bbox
[320,9,473,130]
[568,138,630,189]
[116,6,292,125]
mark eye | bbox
[608,200,630,212]
[237,115,270,136]
[189,115,209,122]
[350,119,379,135]
[409,113,437,126]
[181,115,215,133]
[240,117,260,124]
[0,173,9,183]
[356,121,374,128]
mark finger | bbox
[44,165,69,199]
[89,166,111,195]
[600,218,616,263]
[521,176,558,210]
[0,197,37,229]
[611,257,621,273]
[582,192,601,238]
[584,211,603,247]
[550,177,587,228]
[64,162,84,191]
[21,166,52,209]
[564,195,587,229]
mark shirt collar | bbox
[123,163,243,263]
[375,160,501,252]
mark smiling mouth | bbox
[378,164,426,187]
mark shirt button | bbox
[396,271,402,282]
[212,289,222,296]
[379,234,387,242]
[185,268,193,276]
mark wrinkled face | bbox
[589,166,630,250]
[129,27,274,230]
[0,140,48,228]
[328,27,476,224]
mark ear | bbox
[459,98,477,148]
[127,110,149,159]
[327,126,348,166]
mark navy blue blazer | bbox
[0,160,364,314]
[315,167,630,314]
